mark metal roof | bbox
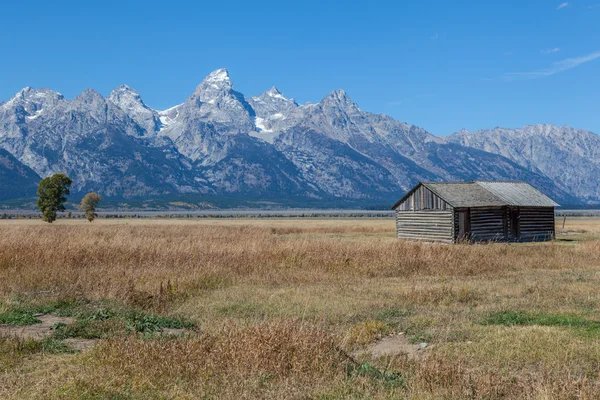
[475,181,560,207]
[423,182,506,208]
[392,181,559,209]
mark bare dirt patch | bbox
[353,333,431,360]
[160,327,192,336]
[0,314,99,351]
[0,315,74,340]
[62,338,98,351]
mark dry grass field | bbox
[1,217,600,399]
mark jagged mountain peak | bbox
[264,86,288,100]
[321,89,357,110]
[4,87,64,105]
[15,86,35,96]
[76,88,105,101]
[108,85,143,103]
[188,68,241,108]
[110,84,139,95]
[206,68,230,82]
[196,68,233,92]
[248,86,301,142]
[107,85,149,111]
[266,86,281,95]
[522,124,572,135]
[330,88,348,97]
[463,124,582,137]
[1,87,65,119]
[69,89,109,119]
[0,72,593,205]
[161,68,255,149]
[252,86,296,105]
[107,85,161,134]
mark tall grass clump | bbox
[79,320,348,397]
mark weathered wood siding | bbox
[450,206,555,242]
[452,207,506,242]
[396,211,454,243]
[395,185,451,211]
[518,207,555,242]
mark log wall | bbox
[517,207,555,242]
[458,207,506,242]
[396,211,454,243]
[451,206,555,242]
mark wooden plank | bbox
[394,184,452,211]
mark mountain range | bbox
[0,68,596,208]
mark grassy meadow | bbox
[1,217,600,399]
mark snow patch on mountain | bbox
[25,110,43,120]
[254,117,273,133]
[158,104,183,127]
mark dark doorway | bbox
[510,207,520,239]
[458,210,470,240]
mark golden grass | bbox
[83,321,345,398]
[1,217,600,399]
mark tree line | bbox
[36,173,102,223]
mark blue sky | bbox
[1,0,598,135]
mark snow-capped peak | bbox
[265,86,288,100]
[193,68,235,102]
[198,68,233,90]
[206,68,230,82]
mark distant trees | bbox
[37,174,72,223]
[81,192,102,222]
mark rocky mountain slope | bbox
[449,125,600,204]
[0,148,40,201]
[0,69,592,206]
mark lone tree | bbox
[81,192,102,222]
[37,174,72,223]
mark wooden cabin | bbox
[391,181,559,243]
